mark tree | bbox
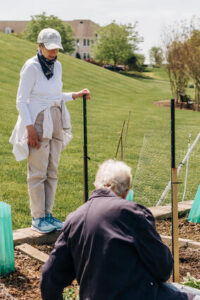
[183,30,200,106]
[162,21,192,104]
[92,21,143,65]
[166,41,189,104]
[22,13,75,54]
[125,53,145,71]
[163,19,200,106]
[149,47,164,67]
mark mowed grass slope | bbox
[1,33,200,229]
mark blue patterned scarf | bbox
[37,50,57,80]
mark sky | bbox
[1,0,200,62]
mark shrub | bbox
[182,272,200,290]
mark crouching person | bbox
[41,159,192,300]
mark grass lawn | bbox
[1,32,200,229]
[122,66,170,81]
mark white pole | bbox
[156,133,200,206]
[182,134,191,202]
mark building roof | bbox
[64,19,99,38]
[0,19,100,38]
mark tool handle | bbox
[83,95,88,202]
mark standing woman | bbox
[10,28,90,233]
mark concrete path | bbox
[12,199,200,269]
[13,227,60,246]
[16,243,49,263]
[148,200,193,219]
[161,235,200,249]
[13,200,194,246]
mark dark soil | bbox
[155,217,200,242]
[155,217,200,283]
[1,217,200,299]
[0,248,42,300]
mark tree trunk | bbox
[175,90,179,105]
[195,83,200,111]
[198,87,200,111]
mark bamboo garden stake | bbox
[171,99,180,282]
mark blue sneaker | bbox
[31,217,56,233]
[45,213,63,231]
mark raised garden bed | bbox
[1,216,200,299]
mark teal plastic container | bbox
[188,185,200,223]
[126,189,134,202]
[0,202,15,277]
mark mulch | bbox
[155,217,200,242]
[155,217,200,283]
[153,99,198,110]
[0,249,42,300]
[1,217,200,299]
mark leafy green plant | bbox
[189,84,194,88]
[63,287,79,300]
[182,272,200,290]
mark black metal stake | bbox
[83,95,88,202]
[171,99,175,169]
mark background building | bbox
[0,20,28,34]
[65,20,99,59]
[0,19,99,59]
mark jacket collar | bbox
[88,188,119,201]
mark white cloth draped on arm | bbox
[9,101,72,161]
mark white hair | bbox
[94,160,132,197]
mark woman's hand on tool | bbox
[72,88,91,100]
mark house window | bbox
[83,39,87,46]
[84,53,90,60]
[76,39,79,45]
[87,39,90,46]
[5,27,12,34]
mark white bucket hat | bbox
[37,28,63,50]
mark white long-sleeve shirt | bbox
[10,55,74,161]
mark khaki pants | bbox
[27,107,63,218]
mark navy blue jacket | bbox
[40,189,187,300]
